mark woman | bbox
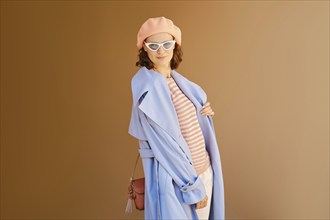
[128,16,225,219]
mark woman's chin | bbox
[155,59,170,65]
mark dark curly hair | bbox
[135,42,183,70]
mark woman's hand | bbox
[196,195,208,209]
[200,101,215,117]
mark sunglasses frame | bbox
[143,40,176,51]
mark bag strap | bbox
[131,152,140,179]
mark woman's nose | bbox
[157,46,165,53]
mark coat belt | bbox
[139,148,155,158]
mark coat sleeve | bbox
[136,105,207,205]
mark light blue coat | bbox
[128,66,225,219]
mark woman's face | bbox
[142,32,175,69]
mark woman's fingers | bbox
[196,201,207,209]
[201,101,215,116]
[196,195,208,209]
[201,102,210,110]
[201,108,214,115]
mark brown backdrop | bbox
[1,1,329,219]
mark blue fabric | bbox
[128,66,225,219]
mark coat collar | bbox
[132,66,206,155]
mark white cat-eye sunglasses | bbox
[143,40,176,51]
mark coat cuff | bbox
[180,176,206,205]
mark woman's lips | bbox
[157,56,166,59]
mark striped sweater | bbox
[166,75,211,175]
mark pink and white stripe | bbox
[167,76,210,175]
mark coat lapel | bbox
[138,75,182,142]
[134,67,181,141]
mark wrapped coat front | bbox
[128,66,225,219]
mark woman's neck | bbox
[152,66,172,78]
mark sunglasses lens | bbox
[148,44,159,51]
[163,41,174,50]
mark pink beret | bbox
[136,16,182,49]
